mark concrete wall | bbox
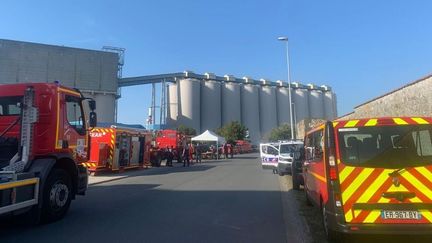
[340,75,432,120]
[0,39,119,122]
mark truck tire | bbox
[41,169,72,223]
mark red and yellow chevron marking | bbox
[109,134,115,160]
[337,165,432,224]
[82,162,97,168]
[334,117,432,129]
[91,128,115,134]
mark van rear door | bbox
[336,122,432,225]
[260,143,279,170]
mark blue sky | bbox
[1,0,432,124]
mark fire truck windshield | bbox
[338,125,432,168]
[0,96,21,116]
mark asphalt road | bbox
[0,154,308,243]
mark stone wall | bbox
[296,118,327,139]
[339,75,432,120]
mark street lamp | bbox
[278,36,295,139]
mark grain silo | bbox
[259,81,278,137]
[166,83,178,126]
[323,91,335,120]
[320,85,336,120]
[178,78,201,132]
[241,78,261,143]
[292,83,310,122]
[201,79,222,132]
[307,84,325,119]
[222,77,241,125]
[276,81,291,126]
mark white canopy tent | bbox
[191,130,226,159]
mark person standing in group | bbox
[223,143,228,159]
[183,144,190,167]
[229,144,234,159]
[189,143,194,165]
[166,146,174,167]
[209,145,215,160]
[195,143,202,163]
[176,147,182,163]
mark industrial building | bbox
[339,73,432,120]
[0,39,338,144]
[0,39,120,123]
[120,72,338,144]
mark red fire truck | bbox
[87,126,152,173]
[152,129,189,165]
[0,83,96,223]
[235,140,253,154]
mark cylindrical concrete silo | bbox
[166,83,178,127]
[222,82,241,125]
[323,91,335,120]
[260,86,278,138]
[201,80,221,132]
[308,88,325,119]
[292,88,310,122]
[241,84,261,144]
[333,93,338,118]
[276,87,291,126]
[178,78,201,132]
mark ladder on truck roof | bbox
[0,86,40,215]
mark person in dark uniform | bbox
[166,147,174,167]
[223,143,228,159]
[195,143,202,163]
[183,144,190,167]
[230,144,234,158]
[176,147,182,163]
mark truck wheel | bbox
[322,202,341,242]
[42,169,72,223]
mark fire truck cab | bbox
[0,83,96,223]
[303,118,432,241]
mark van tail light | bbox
[328,155,338,180]
[330,167,337,180]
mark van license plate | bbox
[381,211,421,220]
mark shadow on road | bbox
[0,185,287,243]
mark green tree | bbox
[216,121,248,144]
[177,124,197,136]
[268,123,292,141]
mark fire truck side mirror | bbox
[89,100,96,111]
[89,111,97,128]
